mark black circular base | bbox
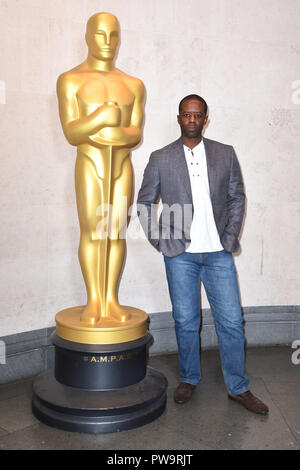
[32,367,168,434]
[51,332,153,390]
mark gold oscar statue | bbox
[55,12,147,344]
[32,12,167,434]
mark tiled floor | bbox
[0,346,299,450]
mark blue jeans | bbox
[163,250,249,395]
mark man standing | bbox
[137,94,268,414]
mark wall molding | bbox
[0,305,299,384]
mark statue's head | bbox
[86,12,119,61]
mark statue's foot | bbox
[80,303,101,325]
[107,302,131,322]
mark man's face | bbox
[177,99,208,139]
[86,13,119,61]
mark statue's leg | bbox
[106,156,133,322]
[75,152,103,324]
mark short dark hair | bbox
[178,94,208,115]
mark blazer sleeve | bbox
[221,147,245,252]
[137,152,161,250]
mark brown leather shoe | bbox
[174,382,196,404]
[228,390,269,415]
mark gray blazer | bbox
[137,136,245,257]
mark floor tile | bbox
[0,423,107,450]
[155,378,298,450]
[244,346,300,382]
[0,420,210,451]
[0,393,39,432]
[100,419,213,450]
[0,377,33,401]
[264,380,300,443]
[0,427,8,438]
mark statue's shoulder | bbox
[57,62,88,88]
[116,69,145,94]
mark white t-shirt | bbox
[183,140,224,253]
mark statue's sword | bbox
[99,101,117,318]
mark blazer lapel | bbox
[170,137,217,202]
[203,137,216,200]
[171,138,192,202]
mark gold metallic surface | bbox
[56,12,146,342]
[55,307,148,344]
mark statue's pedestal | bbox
[32,309,168,433]
[54,305,150,344]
